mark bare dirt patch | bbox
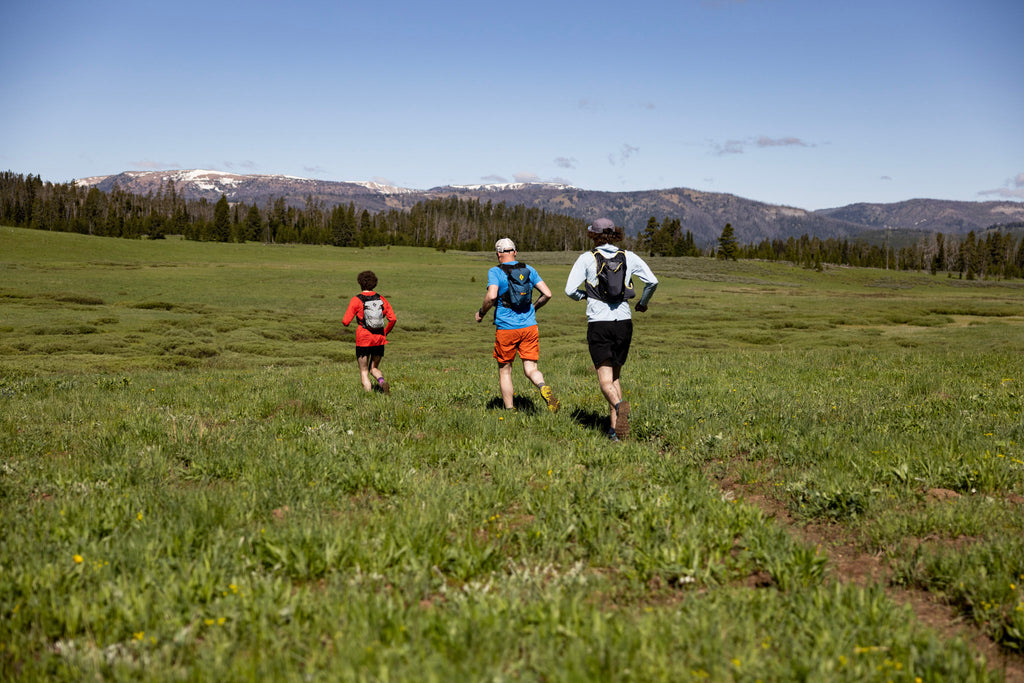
[711,465,1024,682]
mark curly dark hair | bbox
[357,270,378,291]
[589,227,624,247]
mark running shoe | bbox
[540,385,560,413]
[615,401,630,440]
[377,379,390,395]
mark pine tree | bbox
[639,216,660,254]
[717,223,738,260]
[238,204,258,242]
[213,195,231,242]
[930,233,946,274]
[268,198,288,243]
[962,231,979,280]
[649,219,675,256]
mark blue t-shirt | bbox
[487,261,543,330]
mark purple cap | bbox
[588,218,616,233]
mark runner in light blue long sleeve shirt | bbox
[564,218,658,441]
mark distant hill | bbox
[77,170,1024,247]
[817,199,1024,236]
[76,170,414,214]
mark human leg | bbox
[595,363,623,419]
[588,321,632,438]
[498,361,515,409]
[494,328,525,409]
[518,326,558,413]
[596,364,630,438]
[357,346,387,392]
[523,359,559,413]
[522,359,544,387]
[369,354,389,394]
[356,354,373,392]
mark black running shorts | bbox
[586,320,633,368]
[355,345,385,358]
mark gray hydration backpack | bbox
[357,293,387,332]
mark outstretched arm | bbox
[475,284,500,322]
[635,282,657,312]
[564,254,589,301]
[533,280,552,310]
[629,253,659,312]
[342,297,359,326]
[383,299,397,334]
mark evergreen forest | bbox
[3,170,1023,279]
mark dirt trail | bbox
[712,470,1024,682]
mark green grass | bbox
[2,225,1023,680]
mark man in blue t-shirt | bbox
[474,238,559,413]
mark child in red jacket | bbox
[342,270,397,393]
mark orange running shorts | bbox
[493,325,540,363]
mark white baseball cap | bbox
[494,238,517,252]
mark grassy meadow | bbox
[2,224,1023,681]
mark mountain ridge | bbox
[76,169,1024,246]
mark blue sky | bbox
[2,0,1021,210]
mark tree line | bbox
[3,171,1023,279]
[0,172,593,252]
[637,215,1024,280]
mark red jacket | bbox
[342,291,396,347]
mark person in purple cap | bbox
[564,218,658,440]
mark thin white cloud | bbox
[513,172,541,183]
[756,136,810,148]
[225,160,258,171]
[711,136,814,155]
[554,156,578,169]
[978,188,1024,199]
[712,139,746,155]
[880,175,893,181]
[978,172,1024,200]
[131,160,179,170]
[608,143,639,166]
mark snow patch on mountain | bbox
[346,181,421,194]
[177,169,233,181]
[446,182,576,192]
[75,170,576,196]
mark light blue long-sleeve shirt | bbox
[564,244,658,322]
